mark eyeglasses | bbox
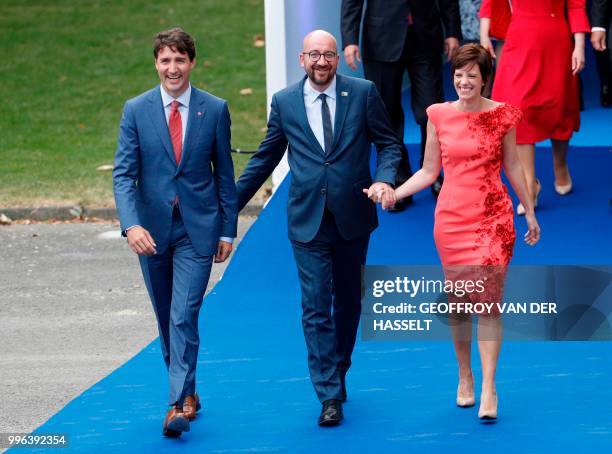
[302,51,338,62]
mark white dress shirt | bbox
[303,76,336,151]
[160,84,191,145]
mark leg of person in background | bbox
[404,27,445,198]
[594,46,612,107]
[484,40,504,98]
[477,316,502,420]
[551,139,573,195]
[516,144,540,215]
[364,59,414,211]
[494,41,504,62]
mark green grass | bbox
[0,0,267,207]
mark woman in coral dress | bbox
[388,44,540,420]
[480,0,590,213]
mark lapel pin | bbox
[341,91,348,97]
[197,111,203,116]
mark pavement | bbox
[0,215,257,437]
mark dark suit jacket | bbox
[236,74,402,243]
[591,0,612,28]
[113,86,238,256]
[341,0,462,62]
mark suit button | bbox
[321,188,326,195]
[324,162,330,167]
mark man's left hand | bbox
[445,37,460,61]
[363,182,395,205]
[215,240,233,263]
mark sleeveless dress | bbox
[427,102,522,267]
[427,102,522,308]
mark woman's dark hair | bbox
[451,43,493,87]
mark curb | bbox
[1,200,264,222]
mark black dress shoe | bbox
[318,399,343,427]
[602,84,611,108]
[431,177,443,198]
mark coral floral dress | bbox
[427,102,522,268]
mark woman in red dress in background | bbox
[388,44,540,420]
[480,0,590,214]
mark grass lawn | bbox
[0,0,267,207]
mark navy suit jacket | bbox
[591,0,612,29]
[237,74,402,243]
[113,86,238,256]
[341,0,462,62]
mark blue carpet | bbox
[24,43,612,453]
[24,145,612,453]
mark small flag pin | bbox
[341,91,348,96]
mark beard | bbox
[307,64,335,86]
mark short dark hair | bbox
[451,43,492,86]
[153,27,196,61]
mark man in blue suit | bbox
[237,30,401,427]
[113,28,238,437]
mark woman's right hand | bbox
[571,45,586,75]
[480,36,496,59]
[524,213,541,246]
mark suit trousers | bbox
[139,206,213,406]
[364,25,443,183]
[291,209,369,402]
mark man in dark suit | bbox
[113,28,238,437]
[591,0,612,106]
[341,0,461,207]
[236,30,401,427]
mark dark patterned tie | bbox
[318,93,333,154]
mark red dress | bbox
[427,102,522,267]
[481,0,590,144]
[427,102,522,308]
[479,0,512,40]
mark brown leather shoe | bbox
[183,393,201,421]
[163,406,190,437]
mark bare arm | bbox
[479,18,496,59]
[502,128,540,245]
[386,120,441,208]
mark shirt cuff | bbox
[592,27,607,32]
[219,236,234,244]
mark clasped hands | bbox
[126,226,232,262]
[362,182,397,209]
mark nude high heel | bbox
[517,179,541,216]
[456,377,475,408]
[554,176,573,195]
[478,392,498,420]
